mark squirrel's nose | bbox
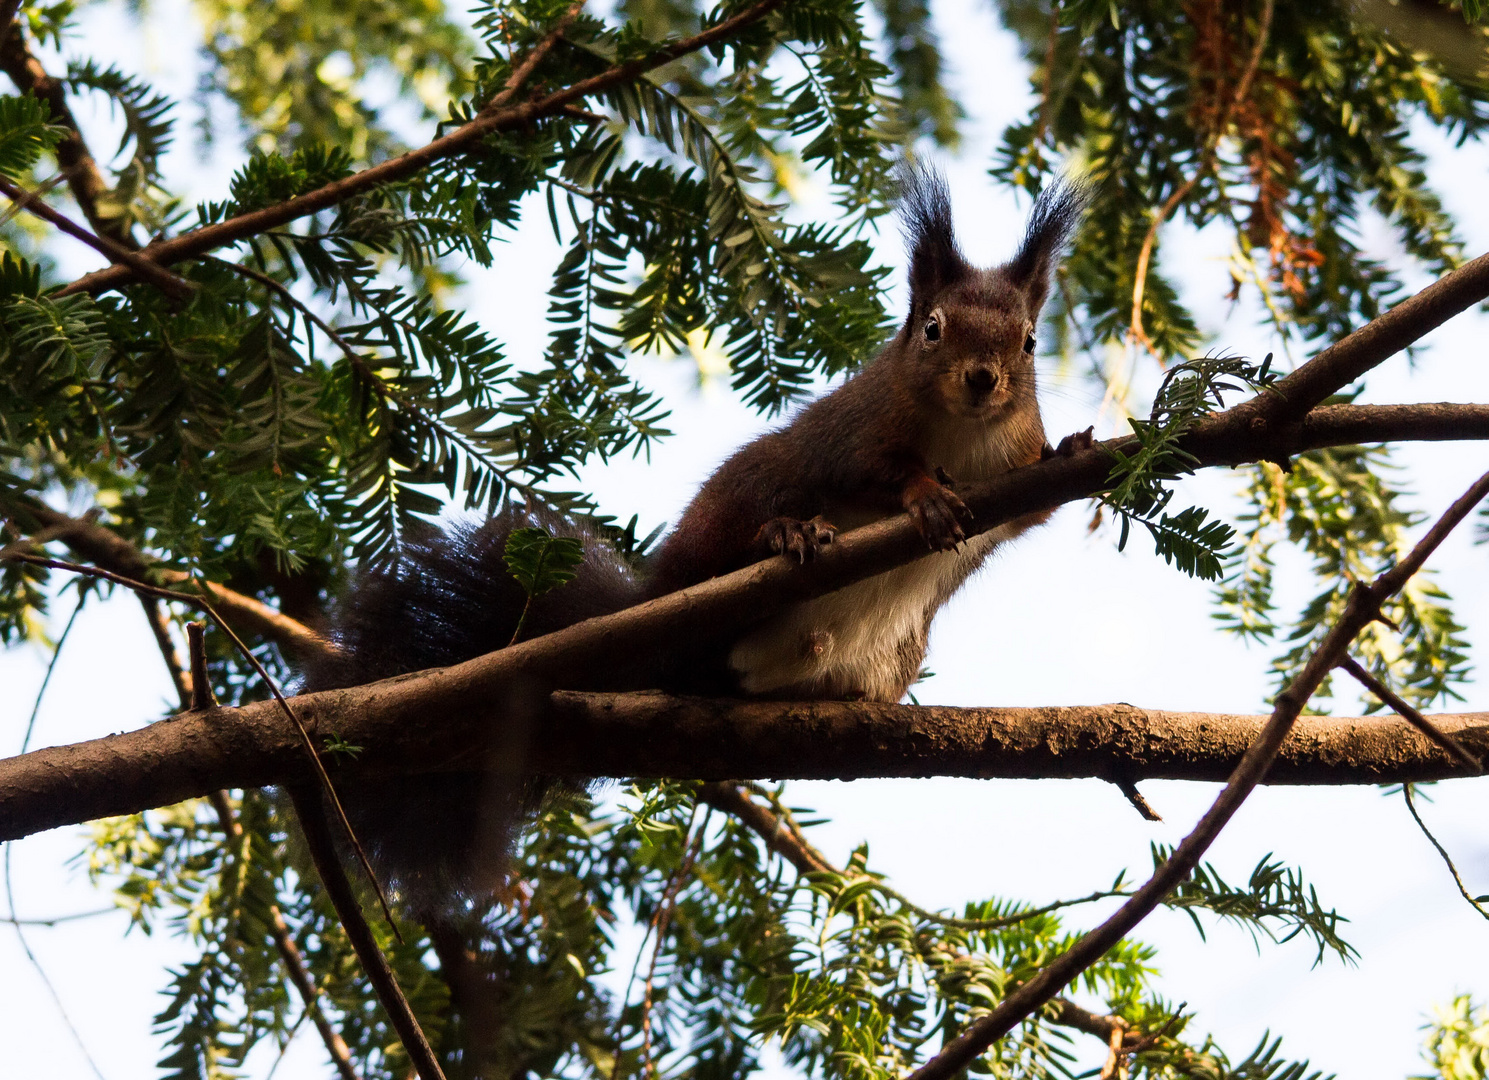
[964,368,998,395]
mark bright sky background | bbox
[3,2,1489,1077]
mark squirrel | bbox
[302,164,1087,911]
[647,165,1088,701]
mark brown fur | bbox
[648,167,1085,701]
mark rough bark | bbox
[2,693,1485,843]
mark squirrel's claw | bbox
[1041,426,1096,460]
[906,481,971,551]
[758,515,837,564]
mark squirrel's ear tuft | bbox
[899,161,970,309]
[1007,176,1089,316]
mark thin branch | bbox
[1339,656,1482,771]
[1402,783,1489,923]
[0,175,194,299]
[139,595,191,710]
[1129,0,1274,344]
[58,0,790,298]
[702,782,1134,931]
[481,0,587,115]
[144,604,360,1079]
[904,468,1489,1080]
[640,808,709,1080]
[1,908,115,926]
[209,790,363,1080]
[14,502,336,662]
[288,785,446,1080]
[0,19,130,247]
[0,550,396,935]
[698,783,1141,1050]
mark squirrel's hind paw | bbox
[757,515,837,564]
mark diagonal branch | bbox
[903,467,1489,1080]
[698,783,1157,1055]
[0,175,195,299]
[0,21,132,247]
[57,0,790,298]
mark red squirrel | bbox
[647,164,1087,701]
[305,165,1086,906]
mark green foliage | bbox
[1102,354,1276,580]
[995,0,1488,362]
[504,525,585,596]
[63,59,177,232]
[1418,996,1489,1080]
[187,0,472,159]
[1154,845,1355,966]
[1215,447,1470,710]
[0,94,65,179]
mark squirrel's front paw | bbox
[757,515,837,564]
[1041,426,1096,460]
[905,481,971,551]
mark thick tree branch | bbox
[0,21,133,247]
[2,245,1489,840]
[56,0,789,297]
[2,694,1486,844]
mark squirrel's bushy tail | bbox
[302,504,641,914]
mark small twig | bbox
[1338,656,1482,772]
[639,809,710,1080]
[1114,778,1163,822]
[1,908,115,926]
[210,790,362,1080]
[1402,783,1489,923]
[0,175,196,300]
[289,785,446,1080]
[1128,0,1274,344]
[187,622,217,711]
[0,167,70,228]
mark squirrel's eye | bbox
[1023,332,1036,354]
[924,318,941,342]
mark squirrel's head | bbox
[896,164,1086,420]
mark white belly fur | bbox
[728,520,1027,700]
[727,411,1046,701]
